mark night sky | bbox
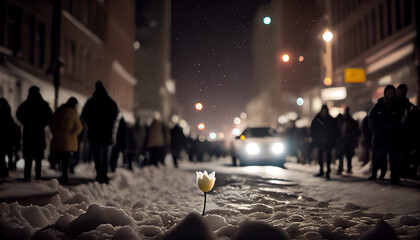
[171,0,269,135]
[171,0,324,135]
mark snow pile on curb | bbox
[0,163,419,239]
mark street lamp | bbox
[281,54,290,62]
[263,16,271,25]
[323,29,333,42]
[198,123,205,130]
[195,102,203,111]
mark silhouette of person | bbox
[49,97,82,183]
[361,114,372,166]
[336,107,361,174]
[110,117,127,172]
[0,98,16,178]
[310,105,339,179]
[368,85,404,184]
[81,81,119,183]
[170,123,186,168]
[144,113,170,166]
[396,84,420,179]
[16,86,52,181]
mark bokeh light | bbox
[263,16,271,25]
[323,29,333,42]
[282,54,290,62]
[233,117,241,125]
[195,102,203,111]
[198,123,205,130]
[324,77,332,86]
[297,97,304,106]
[232,128,241,136]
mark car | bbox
[234,127,288,167]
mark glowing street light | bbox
[195,102,203,111]
[281,54,290,62]
[324,77,332,86]
[263,16,271,25]
[232,128,241,136]
[198,123,205,130]
[209,132,217,140]
[297,97,304,106]
[233,117,241,125]
[323,29,333,42]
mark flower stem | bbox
[202,192,207,216]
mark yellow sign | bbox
[345,68,366,83]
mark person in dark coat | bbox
[110,117,127,172]
[360,114,372,166]
[396,84,420,179]
[0,98,16,178]
[16,86,52,181]
[49,97,82,183]
[368,85,404,184]
[310,105,339,179]
[81,81,119,183]
[170,123,186,168]
[336,107,361,174]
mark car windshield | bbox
[242,128,277,138]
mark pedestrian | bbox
[310,105,339,180]
[49,97,82,183]
[81,81,119,183]
[110,117,127,172]
[368,85,404,184]
[396,84,420,179]
[144,113,170,166]
[336,107,361,174]
[0,98,16,178]
[170,123,186,168]
[16,86,52,181]
[360,114,372,166]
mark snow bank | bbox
[0,159,419,239]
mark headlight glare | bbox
[246,143,260,155]
[271,142,284,154]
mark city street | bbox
[1,157,419,239]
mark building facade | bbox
[329,0,418,112]
[247,0,325,127]
[135,0,173,122]
[0,0,136,122]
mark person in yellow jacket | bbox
[49,97,82,183]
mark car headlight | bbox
[245,143,260,155]
[271,142,284,154]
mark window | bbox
[29,16,35,64]
[396,0,401,30]
[38,22,45,67]
[387,0,393,36]
[68,40,76,76]
[379,4,385,40]
[0,0,5,45]
[365,16,370,50]
[371,10,376,45]
[403,0,412,27]
[7,6,22,55]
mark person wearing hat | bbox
[17,86,52,181]
[310,104,339,180]
[368,85,405,184]
[81,81,119,183]
[49,97,82,183]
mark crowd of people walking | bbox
[300,84,419,184]
[0,81,418,186]
[0,81,194,184]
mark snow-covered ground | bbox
[0,157,419,239]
